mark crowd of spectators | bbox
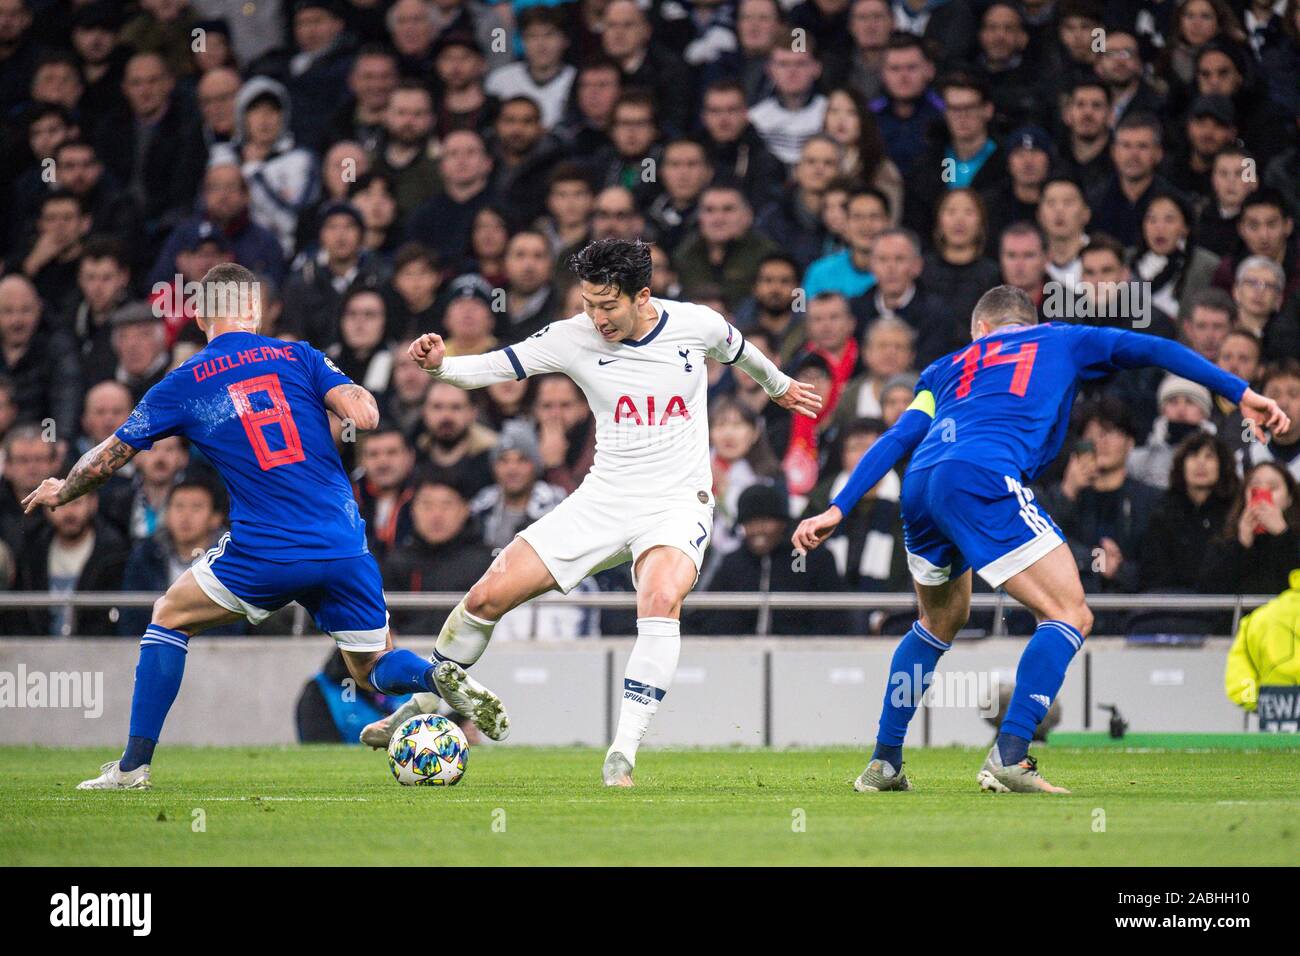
[1,0,1298,637]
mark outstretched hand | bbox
[1240,388,1291,444]
[792,505,842,554]
[776,379,823,419]
[22,477,65,514]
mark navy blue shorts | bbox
[900,461,1064,588]
[193,533,389,650]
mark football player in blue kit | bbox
[793,285,1290,793]
[23,264,452,789]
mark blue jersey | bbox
[115,331,367,559]
[906,323,1248,483]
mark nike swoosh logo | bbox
[598,358,619,365]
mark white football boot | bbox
[853,758,913,792]
[976,746,1070,794]
[359,692,445,749]
[432,660,510,741]
[77,760,151,790]
[602,751,635,788]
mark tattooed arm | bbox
[324,383,380,431]
[21,435,139,514]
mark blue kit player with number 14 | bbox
[22,264,456,790]
[793,285,1291,794]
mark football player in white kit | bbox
[379,239,821,785]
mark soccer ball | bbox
[387,713,470,786]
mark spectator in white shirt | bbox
[484,7,576,130]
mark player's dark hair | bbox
[971,284,1038,330]
[569,238,653,299]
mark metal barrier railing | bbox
[0,590,1268,638]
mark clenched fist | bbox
[408,333,446,371]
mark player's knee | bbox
[343,650,383,688]
[919,603,968,642]
[151,594,176,629]
[1072,603,1094,639]
[638,587,682,619]
[1049,600,1093,640]
[465,579,504,621]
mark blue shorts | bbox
[900,461,1064,588]
[192,532,389,651]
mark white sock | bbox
[609,617,681,765]
[386,692,443,731]
[433,600,496,667]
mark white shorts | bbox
[516,485,714,593]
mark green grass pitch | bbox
[2,745,1297,866]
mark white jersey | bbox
[432,298,791,506]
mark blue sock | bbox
[998,620,1083,765]
[871,742,904,768]
[121,625,190,771]
[873,621,951,763]
[368,648,437,695]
